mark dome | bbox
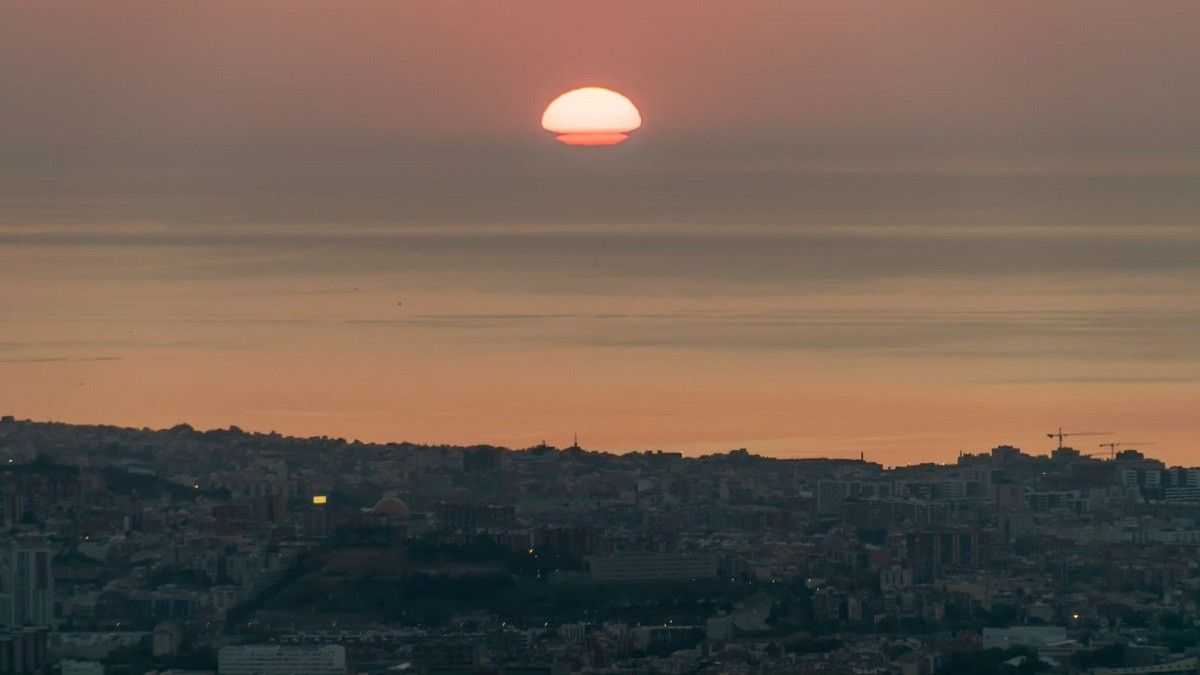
[371,497,410,520]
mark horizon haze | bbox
[2,1,1199,464]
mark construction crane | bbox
[1096,441,1156,460]
[1046,427,1113,450]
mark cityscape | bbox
[3,416,1200,674]
[4,2,1200,674]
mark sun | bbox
[541,87,642,147]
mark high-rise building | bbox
[0,626,49,674]
[0,538,56,628]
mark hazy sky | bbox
[2,1,1198,463]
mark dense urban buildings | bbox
[1,416,1199,674]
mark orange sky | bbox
[1,1,1198,464]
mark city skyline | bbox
[2,412,1198,673]
[6,4,1200,674]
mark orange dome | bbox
[372,497,410,520]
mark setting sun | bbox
[541,87,641,146]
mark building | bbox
[589,552,718,583]
[59,660,105,675]
[817,480,893,515]
[890,527,989,580]
[218,644,346,675]
[1164,487,1200,502]
[1026,490,1087,513]
[434,501,515,531]
[1163,468,1200,502]
[0,627,48,675]
[1091,656,1198,674]
[841,498,947,528]
[152,622,183,658]
[982,626,1067,650]
[0,538,55,627]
